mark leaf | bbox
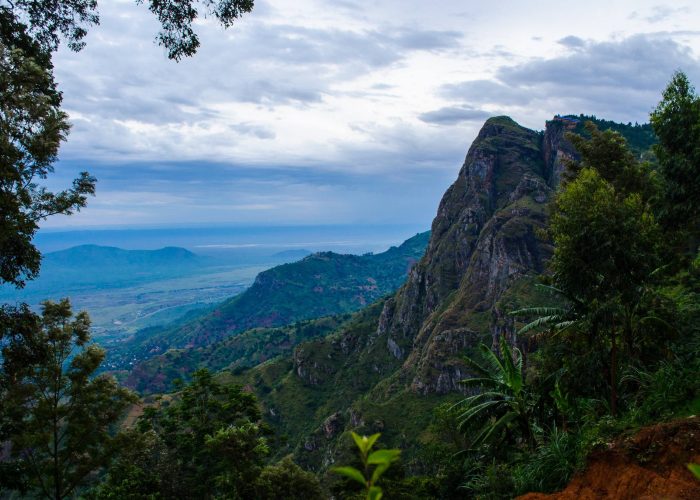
[470,411,518,448]
[371,462,390,484]
[368,486,383,500]
[331,466,366,486]
[351,432,380,455]
[688,463,700,480]
[367,449,400,465]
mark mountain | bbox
[223,116,657,471]
[44,244,201,269]
[5,245,206,292]
[124,314,353,393]
[111,231,430,375]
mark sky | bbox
[45,0,700,229]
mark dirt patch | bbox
[519,416,700,500]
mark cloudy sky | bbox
[46,0,700,229]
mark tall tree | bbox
[1,299,136,499]
[0,14,95,287]
[650,70,700,253]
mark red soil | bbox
[519,416,700,500]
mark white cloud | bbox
[46,0,700,227]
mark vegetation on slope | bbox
[110,231,429,372]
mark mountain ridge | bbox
[222,115,657,472]
[113,231,430,380]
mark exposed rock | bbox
[374,116,568,394]
[518,417,700,500]
[387,337,403,360]
[322,412,344,439]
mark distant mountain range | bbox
[43,244,203,273]
[111,231,430,384]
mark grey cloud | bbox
[499,34,698,92]
[441,34,700,124]
[558,35,586,48]
[229,122,276,140]
[56,6,464,128]
[440,79,532,106]
[387,28,462,51]
[645,5,691,23]
[418,105,491,125]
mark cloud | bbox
[418,105,492,125]
[557,35,586,48]
[440,79,531,107]
[642,5,691,24]
[439,33,700,125]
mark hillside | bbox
[519,417,700,499]
[111,231,430,373]
[225,116,660,472]
[125,314,353,393]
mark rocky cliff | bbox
[231,116,581,470]
[378,116,556,394]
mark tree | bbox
[1,1,254,60]
[454,335,534,449]
[255,456,324,500]
[650,71,700,252]
[97,369,270,499]
[0,299,136,499]
[0,0,255,287]
[0,14,95,287]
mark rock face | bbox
[378,116,563,394]
[245,116,578,471]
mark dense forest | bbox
[1,1,700,499]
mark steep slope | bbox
[111,231,429,372]
[230,115,656,471]
[519,417,700,499]
[125,314,353,393]
[228,116,560,470]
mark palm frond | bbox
[461,355,492,379]
[456,400,502,429]
[510,306,568,317]
[469,411,518,448]
[477,343,506,382]
[459,377,500,389]
[517,315,565,334]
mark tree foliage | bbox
[96,369,270,499]
[650,70,700,249]
[0,18,95,287]
[1,0,254,60]
[0,299,136,499]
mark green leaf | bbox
[688,463,700,480]
[331,466,366,486]
[351,431,380,455]
[367,449,400,465]
[368,485,383,500]
[371,462,390,484]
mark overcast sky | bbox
[45,0,700,229]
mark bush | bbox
[513,426,582,494]
[255,456,323,500]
